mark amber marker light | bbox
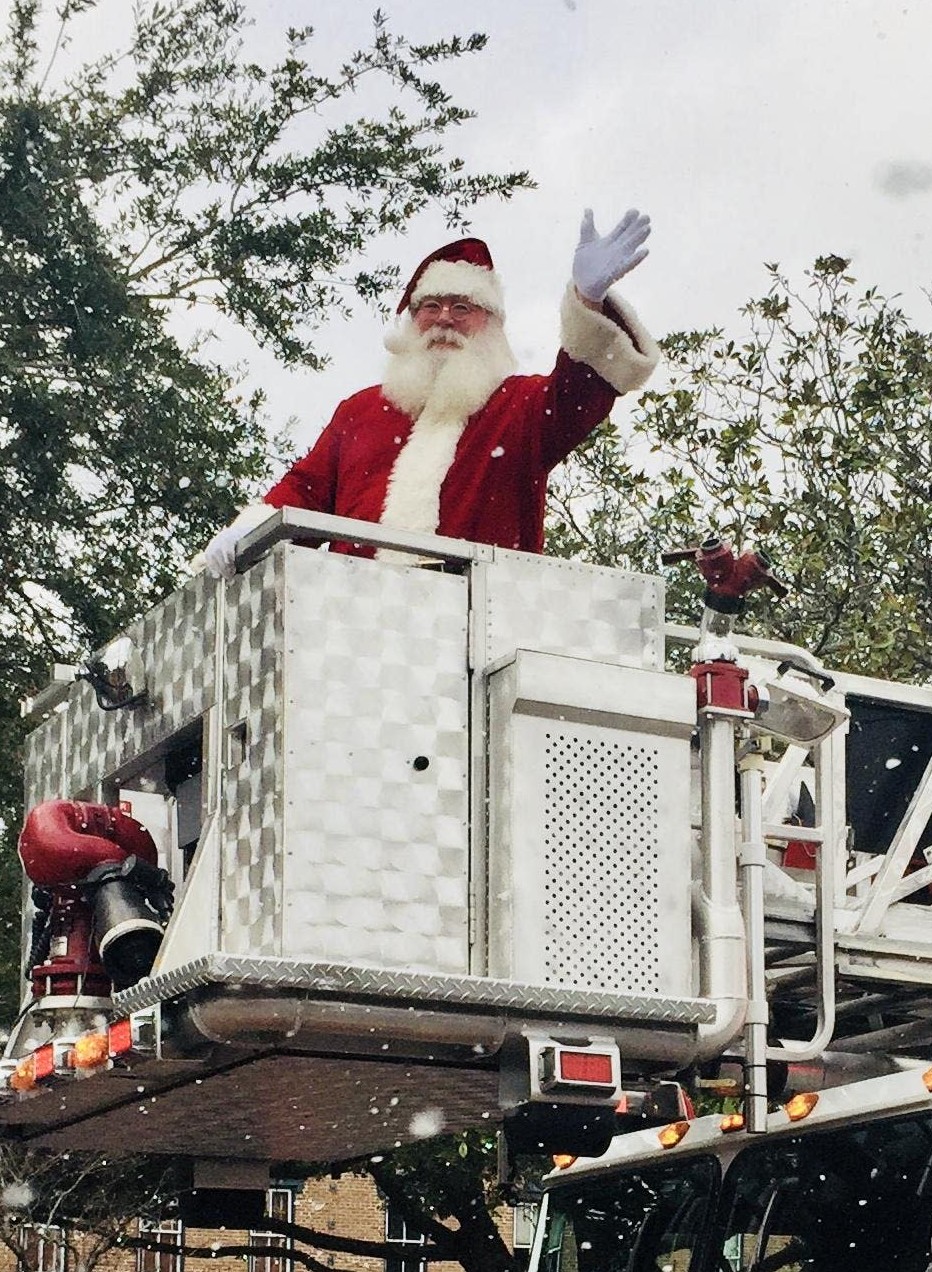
[922,1066,932,1093]
[657,1120,691,1149]
[552,1154,577,1170]
[11,1042,57,1091]
[784,1092,819,1122]
[720,1112,745,1134]
[9,1056,37,1092]
[71,1032,110,1071]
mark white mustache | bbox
[423,330,467,349]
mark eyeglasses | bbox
[415,299,482,320]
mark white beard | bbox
[376,318,517,554]
[381,318,517,423]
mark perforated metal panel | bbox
[487,651,695,997]
[542,732,662,994]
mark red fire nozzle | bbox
[19,800,158,888]
[661,537,788,613]
[19,801,169,994]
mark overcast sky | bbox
[44,0,932,458]
[238,0,932,457]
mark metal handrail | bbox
[235,507,495,569]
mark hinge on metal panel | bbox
[467,602,480,671]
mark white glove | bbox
[196,503,277,580]
[572,207,651,303]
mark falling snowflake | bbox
[408,1107,445,1139]
[1,1183,34,1212]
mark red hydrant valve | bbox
[691,660,758,716]
[662,537,788,613]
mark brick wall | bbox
[298,1175,386,1272]
[0,1176,530,1272]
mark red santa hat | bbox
[396,237,505,318]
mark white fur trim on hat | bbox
[410,260,505,317]
[559,284,660,394]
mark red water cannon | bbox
[661,537,787,614]
[663,537,789,713]
[19,801,173,999]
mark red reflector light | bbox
[558,1051,615,1085]
[108,1019,134,1057]
[33,1045,55,1081]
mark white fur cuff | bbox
[559,284,660,394]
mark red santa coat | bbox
[264,286,659,556]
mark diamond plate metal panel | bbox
[22,535,686,1033]
[278,549,470,972]
[478,550,664,671]
[114,954,713,1023]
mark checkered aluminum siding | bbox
[23,573,217,806]
[219,549,285,955]
[21,539,675,993]
[23,707,69,808]
[277,548,471,972]
[476,550,664,672]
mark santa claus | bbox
[203,207,660,576]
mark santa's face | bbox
[411,295,491,348]
[382,296,516,422]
